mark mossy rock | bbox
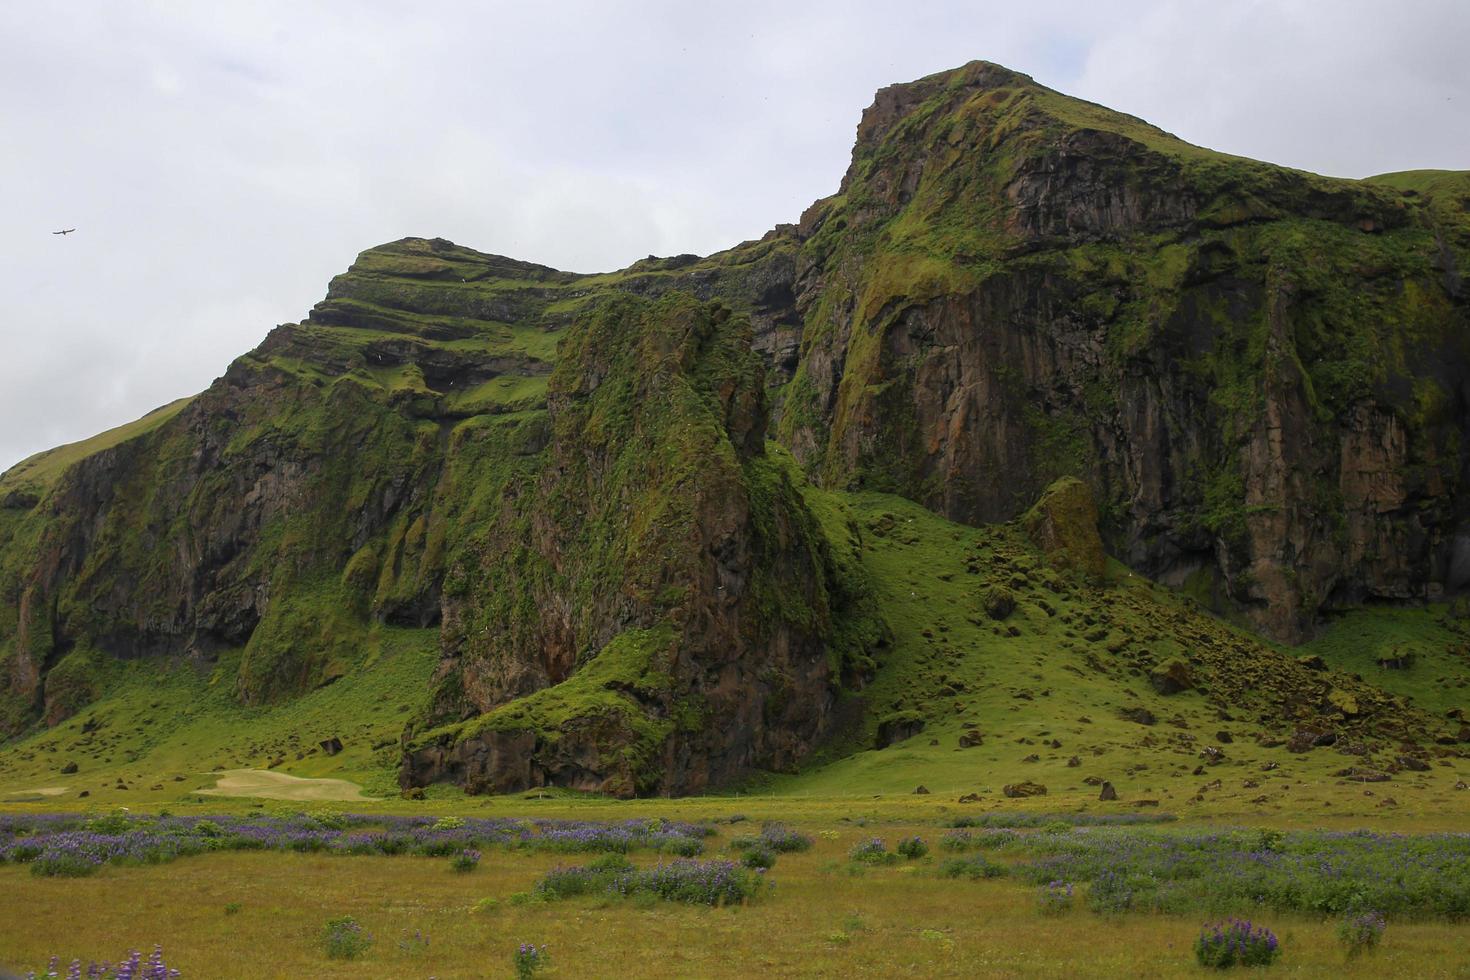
[1325,688,1361,718]
[1149,660,1195,695]
[983,586,1017,620]
[1021,477,1106,580]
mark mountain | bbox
[2,61,1468,798]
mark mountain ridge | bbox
[2,60,1468,797]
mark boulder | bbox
[60,761,78,774]
[875,712,926,749]
[1324,688,1360,717]
[913,785,931,795]
[1022,477,1107,580]
[983,586,1016,621]
[958,730,984,748]
[319,736,343,756]
[1149,660,1194,695]
[1003,781,1047,798]
[1120,707,1156,726]
[1098,781,1118,801]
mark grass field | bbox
[1,801,1469,978]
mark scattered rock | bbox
[1066,755,1081,768]
[1396,755,1431,772]
[958,730,984,748]
[1286,730,1320,753]
[1296,654,1327,671]
[1334,767,1392,783]
[1120,707,1156,726]
[1200,746,1226,765]
[401,787,426,800]
[1132,799,1159,808]
[1021,754,1040,763]
[913,785,930,795]
[319,736,344,756]
[1150,660,1194,695]
[1022,477,1107,579]
[957,793,981,803]
[60,761,78,775]
[1215,731,1233,744]
[983,587,1016,620]
[1083,775,1103,786]
[1098,781,1118,801]
[876,713,926,748]
[1454,781,1467,791]
[1325,688,1360,717]
[1002,781,1048,798]
[78,790,89,798]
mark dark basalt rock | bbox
[1003,781,1047,798]
[1098,781,1118,801]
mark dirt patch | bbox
[196,769,370,802]
[1,786,69,802]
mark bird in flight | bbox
[52,228,75,236]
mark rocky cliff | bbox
[2,60,1467,793]
[770,62,1470,641]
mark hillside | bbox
[2,60,1469,800]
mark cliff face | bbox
[2,61,1468,791]
[770,62,1470,641]
[0,239,879,794]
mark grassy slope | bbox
[0,397,194,498]
[2,474,1464,825]
[764,490,1468,819]
[0,626,439,804]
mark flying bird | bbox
[52,228,75,236]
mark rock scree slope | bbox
[1,60,1468,796]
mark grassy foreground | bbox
[2,799,1469,978]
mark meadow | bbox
[3,795,1470,978]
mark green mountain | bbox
[2,61,1468,798]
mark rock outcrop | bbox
[771,62,1470,641]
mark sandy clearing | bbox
[1,786,68,801]
[196,769,371,802]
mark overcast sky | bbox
[3,0,1467,473]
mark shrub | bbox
[1087,870,1141,915]
[534,858,768,907]
[85,813,132,835]
[658,834,704,856]
[939,854,1007,880]
[513,943,550,979]
[30,846,102,878]
[758,823,813,853]
[1194,919,1280,968]
[741,845,776,870]
[1337,911,1385,958]
[848,838,896,865]
[322,916,373,960]
[397,929,430,956]
[896,837,929,860]
[433,816,465,831]
[450,848,481,873]
[224,902,242,916]
[940,830,972,852]
[1037,880,1074,916]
